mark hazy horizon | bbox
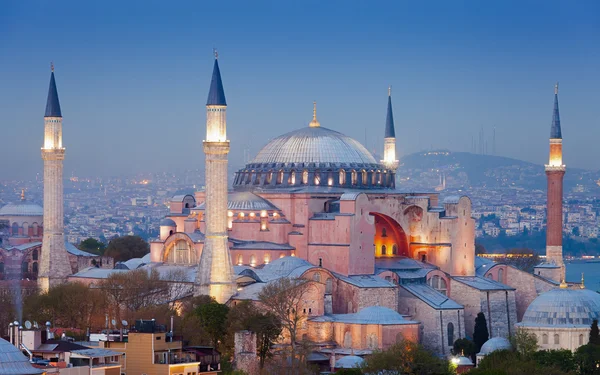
[1,0,599,180]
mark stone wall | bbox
[234,330,259,374]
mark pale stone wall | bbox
[233,330,259,374]
[520,325,589,352]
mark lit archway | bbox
[370,212,409,258]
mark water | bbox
[566,262,600,292]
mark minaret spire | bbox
[381,86,399,179]
[195,53,236,303]
[535,83,566,283]
[39,67,72,291]
[309,101,320,128]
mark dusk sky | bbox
[1,0,599,180]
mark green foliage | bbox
[453,337,477,357]
[336,369,363,375]
[103,235,149,262]
[590,319,600,345]
[361,340,453,375]
[574,344,600,375]
[473,312,489,352]
[247,312,282,369]
[77,237,106,255]
[470,349,574,375]
[533,350,575,373]
[195,300,230,349]
[510,328,538,358]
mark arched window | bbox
[276,170,284,185]
[381,228,387,237]
[339,169,346,185]
[392,244,398,255]
[542,334,548,344]
[21,262,28,273]
[266,171,273,185]
[302,169,309,185]
[579,334,584,345]
[351,170,357,185]
[250,254,256,267]
[237,254,243,265]
[12,222,19,235]
[314,170,321,185]
[254,172,261,185]
[0,262,4,273]
[361,170,368,185]
[264,253,271,264]
[428,275,448,296]
[22,222,28,236]
[289,170,296,185]
[498,268,504,283]
[32,249,38,261]
[487,273,494,280]
[381,245,387,255]
[32,262,38,274]
[447,322,454,346]
[168,240,194,264]
[343,331,352,348]
[325,278,333,294]
[554,334,559,345]
[32,223,39,236]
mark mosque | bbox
[20,56,600,360]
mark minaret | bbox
[194,52,236,303]
[38,64,72,291]
[381,86,399,173]
[540,83,566,282]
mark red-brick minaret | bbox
[537,83,565,282]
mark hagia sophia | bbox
[2,55,600,365]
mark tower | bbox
[381,86,399,172]
[194,53,236,303]
[536,83,566,282]
[38,65,72,291]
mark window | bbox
[264,253,270,264]
[428,275,448,296]
[32,223,39,236]
[392,244,398,255]
[487,273,494,280]
[343,331,352,348]
[339,169,346,185]
[22,262,28,273]
[313,272,321,282]
[250,255,256,267]
[542,334,548,344]
[289,170,296,185]
[12,222,18,235]
[351,170,357,185]
[265,171,273,185]
[498,268,504,283]
[447,322,454,346]
[554,334,559,345]
[168,240,195,264]
[361,170,368,185]
[302,170,309,185]
[276,170,284,185]
[381,245,387,255]
[314,170,321,185]
[579,334,584,345]
[381,228,387,237]
[367,333,378,349]
[32,249,38,261]
[237,254,243,265]
[32,262,38,274]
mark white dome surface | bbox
[335,355,364,369]
[479,337,512,355]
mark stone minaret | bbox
[38,65,72,291]
[194,54,236,303]
[381,86,399,180]
[537,83,566,282]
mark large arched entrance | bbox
[370,213,409,258]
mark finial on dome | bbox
[388,85,392,97]
[213,48,218,60]
[50,61,54,72]
[581,273,585,289]
[560,279,568,289]
[20,189,25,201]
[555,82,559,95]
[309,101,320,128]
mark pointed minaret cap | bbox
[44,62,62,118]
[20,189,25,201]
[206,50,227,106]
[550,82,562,139]
[309,101,320,128]
[384,85,395,138]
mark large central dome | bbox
[251,126,378,165]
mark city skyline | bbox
[1,0,599,180]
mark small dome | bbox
[454,356,474,366]
[0,201,43,217]
[335,355,364,369]
[520,288,600,327]
[0,337,44,374]
[479,337,512,355]
[261,256,312,277]
[160,218,177,227]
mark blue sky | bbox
[0,0,599,179]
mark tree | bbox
[247,312,282,369]
[574,343,600,375]
[361,340,453,375]
[78,238,106,255]
[453,337,477,358]
[470,349,573,375]
[103,235,149,262]
[511,328,538,359]
[196,300,229,350]
[590,319,600,345]
[473,312,489,352]
[532,349,575,373]
[258,277,311,366]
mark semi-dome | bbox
[159,218,177,227]
[519,287,600,327]
[479,337,512,355]
[0,201,43,217]
[0,337,44,374]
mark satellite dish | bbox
[122,320,128,327]
[24,321,32,330]
[111,319,117,327]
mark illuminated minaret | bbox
[194,52,236,303]
[381,86,399,173]
[38,64,72,291]
[538,83,566,282]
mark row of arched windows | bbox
[235,168,394,188]
[21,261,38,273]
[428,275,448,296]
[236,253,287,266]
[380,244,398,255]
[486,268,505,283]
[11,222,41,236]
